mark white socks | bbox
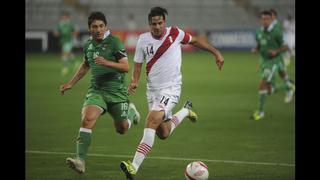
[132,128,155,171]
[170,108,189,134]
[131,108,189,171]
[127,119,132,129]
[79,127,92,133]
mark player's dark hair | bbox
[269,8,277,17]
[261,10,272,17]
[148,7,168,23]
[88,11,107,27]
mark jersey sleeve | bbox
[83,43,88,62]
[133,36,144,63]
[113,37,128,61]
[276,30,284,46]
[177,27,193,44]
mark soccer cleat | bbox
[284,83,295,103]
[250,111,265,121]
[129,103,140,125]
[183,100,198,122]
[120,160,137,180]
[66,157,85,174]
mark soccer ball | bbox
[184,161,209,180]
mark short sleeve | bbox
[113,37,128,60]
[83,40,90,62]
[133,36,144,63]
[276,30,284,46]
[177,27,192,44]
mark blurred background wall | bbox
[25,0,295,53]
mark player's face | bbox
[89,20,107,41]
[149,16,166,38]
[261,15,272,29]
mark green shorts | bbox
[259,57,285,83]
[62,41,73,53]
[276,56,286,73]
[83,88,129,121]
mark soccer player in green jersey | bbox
[270,9,295,69]
[270,9,295,68]
[54,12,79,76]
[59,11,140,174]
[251,10,295,121]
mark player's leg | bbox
[251,64,276,120]
[275,59,295,103]
[278,71,295,103]
[109,101,140,134]
[120,89,167,179]
[157,100,197,139]
[66,89,106,174]
[61,43,70,76]
[61,41,74,76]
[120,110,163,179]
[66,105,103,174]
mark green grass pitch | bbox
[26,51,295,180]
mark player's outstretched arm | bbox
[94,56,129,72]
[268,44,289,58]
[190,36,224,70]
[60,59,90,96]
[128,62,143,94]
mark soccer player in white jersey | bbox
[120,7,224,179]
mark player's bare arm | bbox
[128,62,143,94]
[94,56,129,72]
[60,59,90,95]
[268,44,289,58]
[190,36,224,70]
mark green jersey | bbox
[83,33,128,92]
[255,25,284,61]
[56,20,75,44]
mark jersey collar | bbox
[103,30,110,39]
[267,20,278,32]
[90,30,110,41]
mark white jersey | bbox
[134,26,192,90]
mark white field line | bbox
[26,150,295,167]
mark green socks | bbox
[76,128,92,161]
[258,90,267,112]
[127,106,136,123]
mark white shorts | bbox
[146,85,181,120]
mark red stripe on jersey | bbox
[146,27,180,75]
[181,33,191,44]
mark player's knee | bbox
[146,115,161,128]
[115,123,128,135]
[116,127,127,134]
[157,132,169,140]
[156,129,170,140]
[81,116,96,128]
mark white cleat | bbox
[129,103,140,125]
[66,157,85,174]
[284,84,295,103]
